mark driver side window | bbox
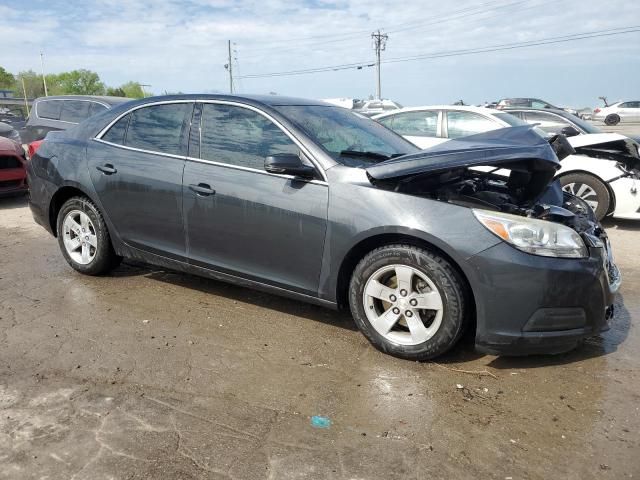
[200,104,299,171]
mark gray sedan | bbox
[27,95,619,359]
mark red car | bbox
[0,136,28,196]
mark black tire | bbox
[349,244,467,361]
[604,114,620,126]
[559,173,611,221]
[56,196,121,275]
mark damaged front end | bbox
[367,126,620,287]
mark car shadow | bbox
[602,218,640,232]
[112,260,358,332]
[0,193,28,210]
[108,261,630,366]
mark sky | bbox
[0,0,639,108]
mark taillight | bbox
[594,108,601,114]
[28,140,43,159]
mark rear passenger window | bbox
[37,100,63,120]
[200,104,298,170]
[102,113,131,145]
[391,111,438,137]
[60,101,91,123]
[124,103,191,155]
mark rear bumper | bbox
[468,241,620,356]
[26,161,55,235]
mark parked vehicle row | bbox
[374,105,640,220]
[28,94,620,361]
[21,95,130,144]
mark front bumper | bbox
[468,240,620,356]
[0,169,28,197]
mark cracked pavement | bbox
[0,195,639,479]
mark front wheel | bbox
[560,173,611,221]
[349,245,467,360]
[57,196,121,275]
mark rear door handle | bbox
[189,183,215,196]
[96,164,117,175]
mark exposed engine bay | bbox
[368,132,601,236]
[384,161,600,238]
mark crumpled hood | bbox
[367,126,560,181]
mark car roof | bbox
[501,107,571,116]
[372,105,500,118]
[33,95,131,106]
[117,94,331,108]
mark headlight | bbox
[473,209,588,258]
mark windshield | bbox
[275,105,417,166]
[565,114,602,134]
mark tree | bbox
[120,81,146,99]
[47,69,105,95]
[0,66,15,90]
[105,86,126,97]
[16,70,45,98]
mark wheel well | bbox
[48,186,88,236]
[335,234,475,323]
[557,170,616,214]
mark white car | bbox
[374,106,640,220]
[592,101,640,126]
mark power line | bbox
[237,26,640,79]
[239,0,521,59]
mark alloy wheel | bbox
[562,182,599,212]
[363,264,444,346]
[62,210,98,265]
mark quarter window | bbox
[446,111,500,139]
[199,104,299,171]
[102,113,131,145]
[37,100,63,120]
[60,101,91,123]
[124,103,191,156]
[389,111,438,137]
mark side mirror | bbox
[264,153,316,179]
[560,125,580,137]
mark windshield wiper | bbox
[339,150,405,162]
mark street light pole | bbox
[139,84,151,98]
[40,52,48,97]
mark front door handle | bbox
[96,164,117,175]
[189,183,215,196]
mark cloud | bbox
[1,0,639,106]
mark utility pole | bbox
[225,40,234,94]
[40,52,48,96]
[371,30,388,100]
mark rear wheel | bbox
[349,245,467,360]
[560,173,611,220]
[604,114,620,126]
[57,196,121,275]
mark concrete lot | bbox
[1,193,639,479]
[588,120,640,137]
